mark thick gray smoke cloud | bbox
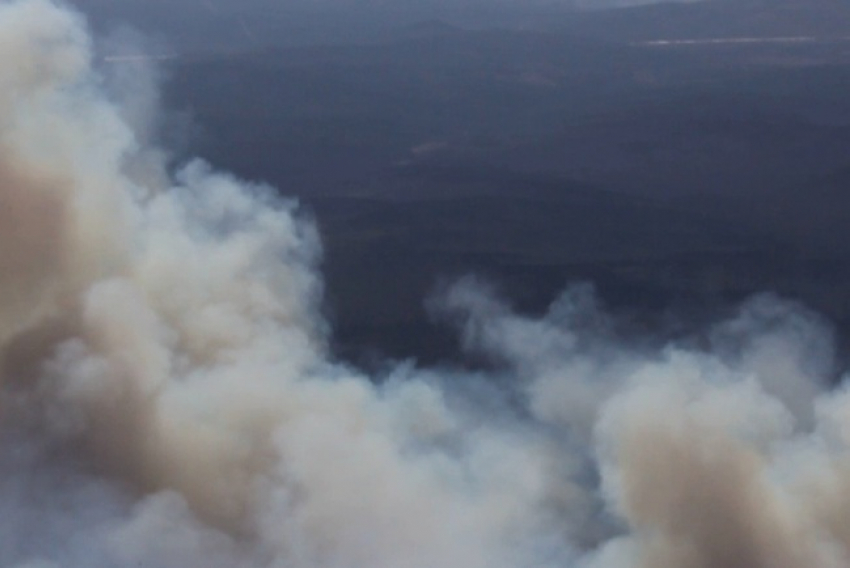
[1,1,850,567]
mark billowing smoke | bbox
[1,1,850,567]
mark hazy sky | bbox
[68,0,709,51]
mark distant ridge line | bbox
[636,35,850,47]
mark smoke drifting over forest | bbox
[3,1,850,567]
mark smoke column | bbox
[2,1,850,567]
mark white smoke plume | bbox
[1,1,850,567]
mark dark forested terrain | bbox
[129,0,850,364]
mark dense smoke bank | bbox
[1,1,850,567]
